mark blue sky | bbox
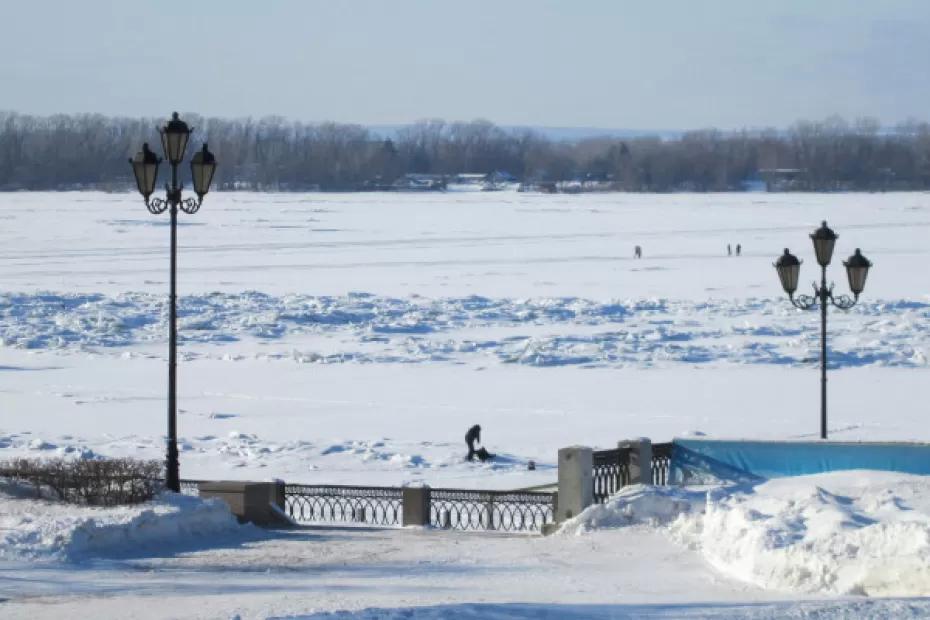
[2,0,928,129]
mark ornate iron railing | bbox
[593,442,674,502]
[651,442,673,485]
[184,442,672,530]
[284,484,403,526]
[430,488,555,533]
[592,447,630,503]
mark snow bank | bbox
[569,472,930,597]
[558,484,702,534]
[672,471,930,597]
[0,487,251,561]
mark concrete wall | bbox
[198,480,290,527]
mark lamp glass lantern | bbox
[159,112,191,165]
[844,248,872,296]
[129,143,160,198]
[774,248,801,296]
[190,143,217,198]
[810,220,838,267]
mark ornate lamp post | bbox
[129,113,217,492]
[774,221,872,440]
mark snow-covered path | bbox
[4,525,924,620]
[6,473,930,619]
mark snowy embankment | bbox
[0,483,252,561]
[561,471,930,597]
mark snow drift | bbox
[675,471,930,597]
[558,484,704,534]
[567,471,930,597]
[0,486,251,561]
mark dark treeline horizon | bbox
[1,111,929,192]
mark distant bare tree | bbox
[1,112,929,192]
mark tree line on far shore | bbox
[1,112,929,192]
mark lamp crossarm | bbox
[823,280,859,310]
[142,191,202,215]
[828,292,858,310]
[145,196,169,215]
[789,293,817,310]
[179,196,202,214]
[787,282,858,311]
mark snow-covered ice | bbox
[3,190,930,617]
[2,191,930,487]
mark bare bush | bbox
[0,457,163,505]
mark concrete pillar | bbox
[402,486,431,526]
[621,438,653,485]
[198,480,291,527]
[271,479,286,512]
[556,446,593,522]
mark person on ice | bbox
[465,424,495,462]
[465,424,481,461]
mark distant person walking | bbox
[727,244,732,256]
[736,243,742,256]
[634,245,642,259]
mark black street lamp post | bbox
[774,221,872,440]
[129,113,217,492]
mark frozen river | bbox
[1,190,929,487]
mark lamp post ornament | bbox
[774,221,872,440]
[129,113,217,492]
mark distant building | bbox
[740,177,767,192]
[759,168,807,192]
[392,174,447,191]
[517,181,557,193]
[452,173,487,186]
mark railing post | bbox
[402,485,431,526]
[272,478,286,513]
[556,446,593,522]
[620,438,652,485]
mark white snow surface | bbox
[3,190,930,617]
[559,484,706,533]
[683,471,930,598]
[564,471,930,599]
[279,600,930,619]
[0,483,250,562]
[2,191,930,488]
